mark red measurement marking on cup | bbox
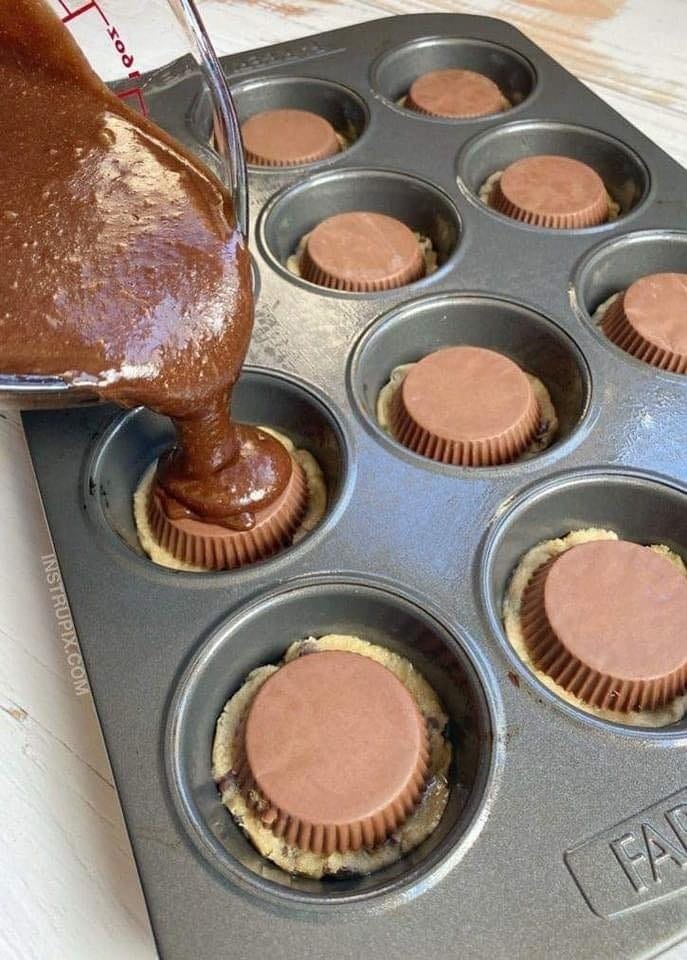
[55,0,147,115]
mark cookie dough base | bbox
[334,128,353,151]
[212,635,452,879]
[503,528,687,727]
[286,231,438,279]
[478,170,621,221]
[592,291,621,324]
[376,362,558,460]
[133,426,326,572]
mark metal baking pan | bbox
[22,13,687,959]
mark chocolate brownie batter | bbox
[0,0,289,531]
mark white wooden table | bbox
[2,2,686,957]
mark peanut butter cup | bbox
[389,346,541,466]
[406,68,505,118]
[241,108,340,167]
[147,448,308,570]
[234,650,430,854]
[600,272,687,373]
[520,539,687,712]
[299,211,425,291]
[490,155,609,228]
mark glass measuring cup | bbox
[0,0,247,408]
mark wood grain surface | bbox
[1,2,685,958]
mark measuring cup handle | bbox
[167,0,249,237]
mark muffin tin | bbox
[21,13,687,960]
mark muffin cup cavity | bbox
[193,76,368,168]
[370,37,536,120]
[257,169,461,297]
[572,230,687,376]
[84,369,352,576]
[481,468,687,738]
[165,578,501,908]
[457,121,650,228]
[348,294,591,470]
